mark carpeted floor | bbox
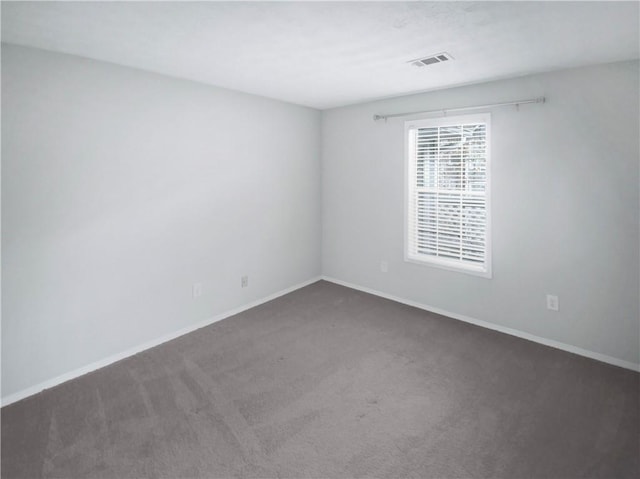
[2,280,639,478]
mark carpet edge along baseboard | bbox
[3,274,638,407]
[321,276,640,373]
[0,276,323,407]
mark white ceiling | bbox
[2,1,639,109]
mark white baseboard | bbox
[1,276,323,408]
[322,276,640,373]
[4,274,636,407]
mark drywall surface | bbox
[322,61,640,366]
[2,44,321,399]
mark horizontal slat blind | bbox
[407,116,489,273]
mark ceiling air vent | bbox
[410,52,453,68]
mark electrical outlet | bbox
[192,282,202,298]
[380,260,389,273]
[546,294,559,311]
[241,275,249,288]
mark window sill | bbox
[405,254,492,279]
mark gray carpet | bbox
[2,280,639,478]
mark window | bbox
[405,113,491,277]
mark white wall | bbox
[322,61,640,366]
[1,44,321,399]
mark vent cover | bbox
[410,52,453,67]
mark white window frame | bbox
[404,113,492,278]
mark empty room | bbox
[1,1,639,478]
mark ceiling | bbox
[2,1,639,109]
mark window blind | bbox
[406,114,490,276]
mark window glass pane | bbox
[407,115,490,276]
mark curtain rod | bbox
[373,96,546,121]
